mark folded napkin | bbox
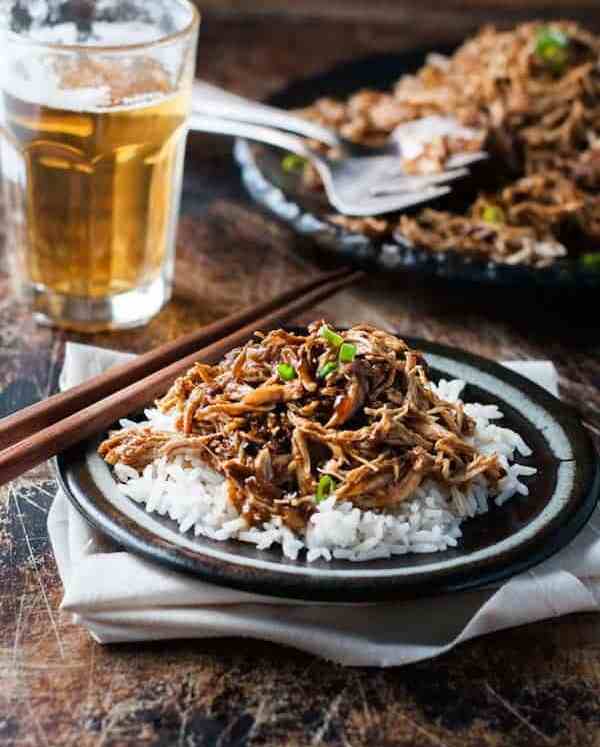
[48,344,600,667]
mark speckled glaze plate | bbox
[56,335,599,602]
[233,50,600,288]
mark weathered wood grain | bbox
[1,8,600,747]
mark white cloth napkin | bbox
[48,344,600,667]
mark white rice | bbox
[111,379,537,562]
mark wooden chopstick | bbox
[0,269,364,486]
[0,266,353,452]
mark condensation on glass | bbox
[0,1,200,330]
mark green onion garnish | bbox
[482,204,505,225]
[277,362,297,381]
[316,474,337,503]
[318,361,338,379]
[581,252,600,270]
[281,154,307,173]
[319,324,343,348]
[535,27,570,74]
[339,342,357,364]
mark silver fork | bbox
[189,112,459,217]
[191,81,487,203]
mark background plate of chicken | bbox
[234,21,600,288]
[57,325,599,602]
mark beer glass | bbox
[0,0,200,330]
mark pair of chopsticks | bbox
[0,267,363,487]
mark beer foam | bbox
[0,10,187,114]
[1,57,110,111]
[1,45,180,113]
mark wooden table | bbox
[2,6,600,746]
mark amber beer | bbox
[1,84,188,301]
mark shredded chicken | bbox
[298,21,600,267]
[99,322,506,531]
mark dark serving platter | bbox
[233,49,600,288]
[56,334,599,603]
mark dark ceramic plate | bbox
[56,335,599,602]
[233,50,600,288]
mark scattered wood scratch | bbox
[23,693,50,747]
[12,592,26,668]
[396,710,450,747]
[21,493,49,514]
[245,694,269,743]
[12,486,65,659]
[86,643,97,706]
[485,682,553,744]
[354,675,373,729]
[311,691,343,745]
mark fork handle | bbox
[192,80,340,148]
[188,113,320,160]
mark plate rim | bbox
[55,336,600,602]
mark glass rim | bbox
[3,0,200,53]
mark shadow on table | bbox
[360,270,600,349]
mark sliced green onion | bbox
[277,362,297,381]
[318,361,338,379]
[535,27,570,74]
[316,474,337,503]
[339,342,357,363]
[281,153,307,173]
[581,252,600,270]
[482,204,505,225]
[319,324,343,348]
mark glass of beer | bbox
[0,0,200,330]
